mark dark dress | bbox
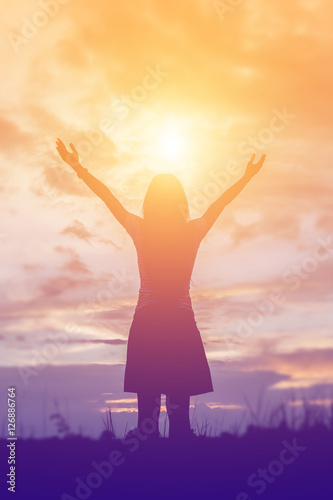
[123,213,213,396]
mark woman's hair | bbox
[141,174,189,222]
[140,174,190,296]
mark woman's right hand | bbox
[56,138,80,171]
[245,153,266,178]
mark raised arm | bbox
[56,138,129,226]
[201,153,266,231]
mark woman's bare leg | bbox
[137,392,161,438]
[166,393,191,438]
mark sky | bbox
[0,0,332,437]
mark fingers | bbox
[250,152,266,166]
[55,139,78,166]
[55,138,64,154]
[246,152,266,176]
[259,153,266,165]
[70,143,77,155]
[55,138,71,164]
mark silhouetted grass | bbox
[1,393,332,499]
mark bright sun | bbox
[147,120,189,172]
[156,123,186,161]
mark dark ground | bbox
[0,423,332,500]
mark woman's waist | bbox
[138,284,190,298]
[136,291,192,307]
[134,294,194,315]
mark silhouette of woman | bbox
[56,138,266,440]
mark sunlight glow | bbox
[288,398,333,407]
[146,119,190,173]
[156,123,186,161]
[206,403,245,410]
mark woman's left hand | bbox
[56,138,80,171]
[245,153,266,178]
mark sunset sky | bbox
[1,0,332,437]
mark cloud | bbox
[0,116,32,155]
[22,263,44,272]
[66,338,126,346]
[1,1,332,441]
[31,160,87,199]
[54,245,91,274]
[60,220,94,243]
[250,347,333,387]
[60,219,121,249]
[38,274,93,297]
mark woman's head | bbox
[142,174,189,222]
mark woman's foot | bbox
[124,427,161,441]
[169,427,198,441]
